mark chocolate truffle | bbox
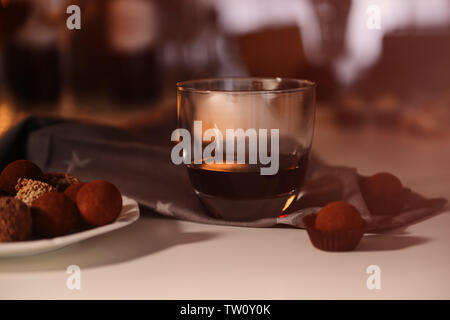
[32,192,79,237]
[360,172,405,215]
[64,182,86,203]
[0,160,44,195]
[303,203,365,252]
[0,197,32,242]
[315,201,364,232]
[15,178,56,207]
[44,173,80,192]
[76,180,122,226]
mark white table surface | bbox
[1,112,449,300]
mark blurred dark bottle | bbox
[105,0,162,106]
[307,0,352,101]
[0,0,31,51]
[68,0,108,103]
[0,0,31,99]
[158,0,224,91]
[3,0,62,108]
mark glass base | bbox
[195,189,297,221]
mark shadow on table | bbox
[356,234,430,252]
[0,210,218,273]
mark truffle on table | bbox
[359,172,405,215]
[32,192,79,238]
[0,197,32,242]
[76,180,122,226]
[303,201,366,252]
[315,201,364,232]
[0,160,44,195]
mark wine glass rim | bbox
[177,77,315,94]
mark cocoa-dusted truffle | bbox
[0,197,32,242]
[76,180,122,226]
[360,172,405,215]
[303,201,366,251]
[15,178,56,207]
[44,173,80,192]
[0,160,44,195]
[65,182,90,230]
[32,192,79,237]
[315,201,364,232]
[64,182,86,203]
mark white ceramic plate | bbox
[0,195,140,258]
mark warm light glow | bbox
[0,102,13,136]
[191,162,250,172]
[1,0,10,8]
[282,194,296,211]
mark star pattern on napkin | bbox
[64,151,92,173]
[156,201,174,216]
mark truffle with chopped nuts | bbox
[15,178,56,207]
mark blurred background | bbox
[0,0,450,141]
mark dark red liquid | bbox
[187,153,309,199]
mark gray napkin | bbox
[1,117,447,231]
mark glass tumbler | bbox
[176,77,315,221]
